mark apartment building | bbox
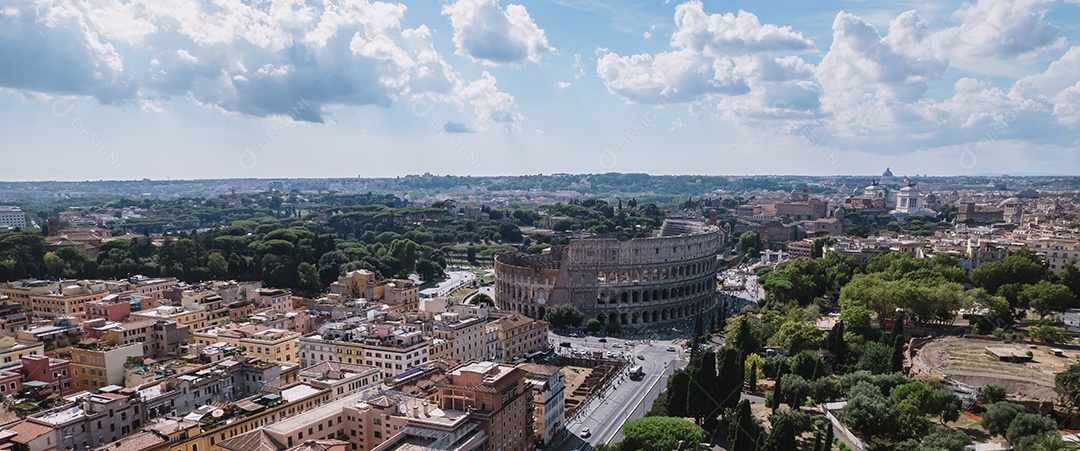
[194,325,301,364]
[22,391,148,450]
[363,327,429,379]
[20,355,72,398]
[0,206,26,229]
[299,361,381,398]
[520,363,566,447]
[70,342,143,390]
[430,315,487,363]
[433,362,531,451]
[0,280,110,320]
[130,305,210,331]
[0,336,44,369]
[381,281,419,313]
[487,314,549,363]
[161,382,331,451]
[251,289,293,314]
[298,335,340,369]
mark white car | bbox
[612,344,622,348]
[666,347,677,352]
[580,427,591,438]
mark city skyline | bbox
[1,0,1079,181]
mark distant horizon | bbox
[0,171,1077,184]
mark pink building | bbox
[19,355,71,396]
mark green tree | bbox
[891,335,906,373]
[761,409,798,451]
[821,422,834,451]
[981,402,1026,436]
[840,381,895,438]
[718,347,744,410]
[827,320,847,364]
[207,252,229,279]
[739,232,763,259]
[726,313,762,354]
[855,341,892,374]
[1006,414,1058,448]
[972,249,1045,297]
[586,317,602,333]
[687,348,718,425]
[666,369,691,418]
[620,416,707,451]
[1021,281,1077,316]
[982,384,1007,405]
[728,399,760,451]
[919,425,973,451]
[1030,324,1069,344]
[43,251,64,277]
[1054,363,1080,409]
[840,305,873,337]
[748,360,758,393]
[1022,432,1080,451]
[543,303,584,329]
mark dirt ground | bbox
[910,337,1067,402]
[562,366,594,409]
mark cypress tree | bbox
[829,320,847,364]
[762,410,797,451]
[823,421,834,451]
[666,369,690,418]
[891,335,905,373]
[728,399,758,451]
[748,360,758,394]
[812,431,822,451]
[687,348,717,425]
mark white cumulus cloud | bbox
[442,0,555,66]
[0,0,525,129]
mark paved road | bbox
[548,331,689,451]
[419,270,475,298]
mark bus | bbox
[629,365,644,380]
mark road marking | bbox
[600,365,669,445]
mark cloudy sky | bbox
[1,0,1078,181]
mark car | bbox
[569,333,578,337]
[580,428,591,438]
[612,344,622,348]
[666,347,677,352]
[597,338,607,342]
[560,342,572,347]
[637,355,645,360]
[625,341,636,347]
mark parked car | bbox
[666,347,677,352]
[597,338,607,342]
[637,355,645,360]
[560,342,572,347]
[580,428,591,438]
[612,344,622,348]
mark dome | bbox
[882,167,894,177]
[999,197,1022,207]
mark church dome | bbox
[882,167,894,177]
[999,197,1022,207]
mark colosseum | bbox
[494,219,723,327]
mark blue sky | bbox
[1,0,1078,181]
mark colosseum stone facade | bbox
[494,219,723,327]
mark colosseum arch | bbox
[494,219,721,329]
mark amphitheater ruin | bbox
[494,219,723,326]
